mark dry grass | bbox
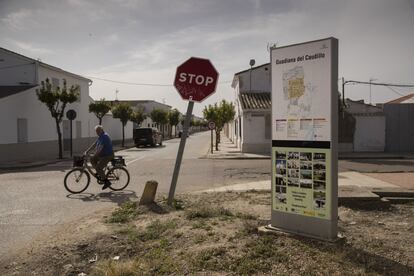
[2,191,413,276]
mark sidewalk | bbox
[205,135,414,160]
[200,174,413,202]
[202,135,414,200]
[204,136,270,159]
[339,151,414,160]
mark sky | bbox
[1,0,414,116]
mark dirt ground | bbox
[1,191,413,276]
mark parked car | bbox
[133,128,163,147]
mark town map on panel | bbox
[281,66,322,140]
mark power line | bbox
[385,86,406,97]
[84,76,171,86]
[84,75,232,87]
[344,80,414,88]
[342,78,414,105]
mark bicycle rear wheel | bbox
[106,167,130,191]
[64,168,90,194]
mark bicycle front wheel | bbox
[106,167,130,191]
[64,168,90,194]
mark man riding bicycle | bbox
[85,125,114,190]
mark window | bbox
[76,87,81,103]
[17,118,28,143]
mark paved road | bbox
[0,131,270,259]
[339,159,414,173]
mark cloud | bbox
[1,9,33,30]
[9,39,54,55]
[1,0,413,112]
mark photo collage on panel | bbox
[275,150,287,204]
[313,152,326,209]
[275,149,328,211]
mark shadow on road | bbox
[127,145,166,151]
[66,190,138,206]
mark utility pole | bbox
[115,89,119,101]
[342,77,345,106]
[249,59,255,92]
[369,78,377,104]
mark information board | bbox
[270,38,338,241]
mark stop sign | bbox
[174,57,219,102]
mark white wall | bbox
[237,65,271,93]
[244,114,265,143]
[0,49,36,85]
[38,65,93,139]
[0,62,133,145]
[240,112,271,153]
[102,114,133,142]
[0,87,57,144]
[354,116,385,152]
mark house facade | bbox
[383,93,414,152]
[0,47,133,163]
[228,63,271,154]
[339,99,386,152]
[106,100,173,137]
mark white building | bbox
[0,47,133,164]
[227,63,271,154]
[106,100,173,137]
[339,99,385,152]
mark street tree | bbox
[112,102,133,147]
[203,99,235,150]
[168,108,181,137]
[150,108,168,137]
[88,98,111,125]
[36,78,79,159]
[130,107,147,128]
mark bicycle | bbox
[64,154,130,194]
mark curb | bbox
[0,158,72,171]
[338,156,407,160]
[200,156,271,160]
[203,146,271,160]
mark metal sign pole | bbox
[70,119,73,157]
[211,129,213,154]
[168,100,194,205]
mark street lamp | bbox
[249,59,255,92]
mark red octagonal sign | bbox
[174,57,219,102]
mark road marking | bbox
[126,155,145,165]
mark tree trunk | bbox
[122,124,125,147]
[56,119,63,159]
[215,130,220,151]
[175,124,177,137]
[99,117,102,125]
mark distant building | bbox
[228,63,271,154]
[340,99,385,152]
[383,93,414,152]
[106,100,173,137]
[0,47,133,163]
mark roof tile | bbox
[240,92,271,110]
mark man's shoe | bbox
[102,179,112,190]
